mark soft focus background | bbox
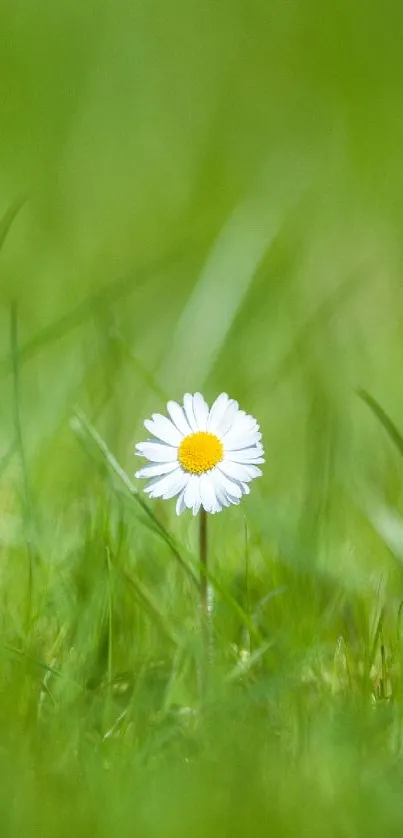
[2,1,403,834]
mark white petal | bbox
[241,482,250,495]
[208,491,221,513]
[147,468,187,500]
[216,400,239,437]
[213,467,242,499]
[207,393,229,432]
[183,393,198,432]
[218,461,262,483]
[199,473,217,513]
[192,497,201,516]
[224,430,262,451]
[224,408,245,428]
[184,474,200,509]
[136,442,178,463]
[220,488,240,507]
[144,476,166,494]
[241,463,263,480]
[167,400,192,436]
[144,414,182,446]
[143,470,176,497]
[209,470,229,508]
[223,411,258,440]
[225,446,265,464]
[135,461,178,479]
[176,489,186,515]
[212,471,241,507]
[163,471,189,500]
[192,393,209,431]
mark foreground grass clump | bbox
[1,395,403,836]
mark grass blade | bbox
[0,195,26,254]
[71,408,198,587]
[358,388,403,457]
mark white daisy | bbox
[135,393,264,515]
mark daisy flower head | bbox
[135,393,264,515]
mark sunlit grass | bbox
[2,0,403,834]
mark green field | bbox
[2,1,403,834]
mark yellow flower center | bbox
[178,431,223,474]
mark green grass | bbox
[2,0,403,834]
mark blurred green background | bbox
[2,0,403,834]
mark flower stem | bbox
[198,509,210,694]
[199,508,208,617]
[10,303,34,639]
